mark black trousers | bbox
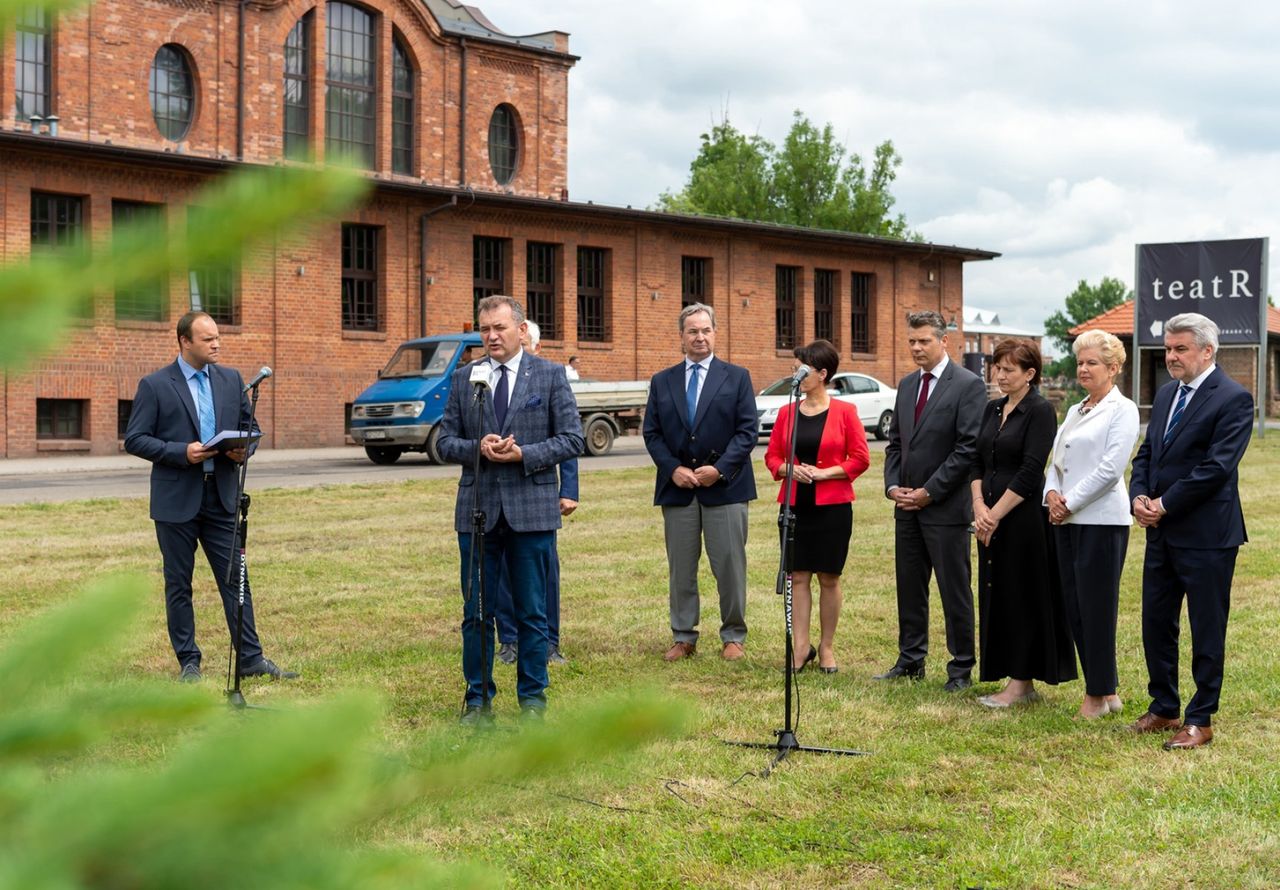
[154,478,264,668]
[894,516,975,679]
[1141,535,1237,727]
[1054,523,1128,696]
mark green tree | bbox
[1042,276,1131,378]
[656,111,914,240]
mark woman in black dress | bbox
[970,338,1076,707]
[764,340,871,673]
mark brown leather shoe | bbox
[1129,711,1181,734]
[1164,724,1213,750]
[721,641,745,661]
[663,641,696,662]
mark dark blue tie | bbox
[493,364,509,430]
[1163,384,1192,446]
[686,363,700,426]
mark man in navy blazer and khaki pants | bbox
[643,302,758,662]
[1130,312,1253,750]
[438,296,583,724]
[124,310,294,682]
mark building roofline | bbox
[421,0,579,61]
[0,130,998,262]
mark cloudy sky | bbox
[476,0,1279,344]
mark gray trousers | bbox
[663,501,749,645]
[894,516,975,679]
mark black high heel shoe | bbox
[793,645,817,673]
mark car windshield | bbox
[381,341,462,378]
[760,378,793,396]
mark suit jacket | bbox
[437,352,584,533]
[642,356,758,507]
[764,397,871,505]
[1129,366,1253,549]
[1043,387,1139,526]
[124,360,259,523]
[883,359,986,525]
[559,458,579,502]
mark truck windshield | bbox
[381,341,462,378]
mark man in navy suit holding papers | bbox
[125,311,295,682]
[1129,312,1253,750]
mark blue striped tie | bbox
[1162,384,1192,446]
[195,370,216,471]
[686,363,700,426]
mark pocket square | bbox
[524,395,543,409]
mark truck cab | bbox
[349,334,482,464]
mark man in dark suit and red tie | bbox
[643,302,758,663]
[437,296,583,726]
[1129,312,1253,750]
[124,311,296,683]
[877,310,987,691]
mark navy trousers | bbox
[1055,524,1128,696]
[458,517,553,709]
[1141,535,1237,726]
[153,478,264,668]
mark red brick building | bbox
[0,0,996,457]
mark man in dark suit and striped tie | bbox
[1129,312,1253,750]
[124,311,295,682]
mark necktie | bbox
[1163,384,1192,445]
[686,363,700,426]
[493,364,509,430]
[195,370,215,471]
[913,371,934,425]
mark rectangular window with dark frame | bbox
[851,272,873,353]
[283,12,312,161]
[472,236,505,324]
[37,398,87,439]
[526,241,558,340]
[814,268,836,345]
[341,223,380,331]
[187,207,239,326]
[15,6,52,123]
[391,36,414,175]
[681,256,710,308]
[113,201,167,322]
[31,191,89,315]
[324,1,376,169]
[577,247,608,342]
[775,265,798,350]
[117,400,133,438]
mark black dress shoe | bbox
[784,645,817,674]
[547,647,569,665]
[459,704,494,727]
[943,676,973,692]
[873,662,925,681]
[498,642,518,665]
[518,705,546,725]
[179,662,202,683]
[240,657,299,680]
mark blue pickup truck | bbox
[349,334,647,464]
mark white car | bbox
[756,372,898,441]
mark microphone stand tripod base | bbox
[227,689,248,710]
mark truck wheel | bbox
[365,445,404,465]
[583,415,616,456]
[876,410,893,441]
[425,425,443,465]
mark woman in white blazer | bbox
[1044,330,1140,719]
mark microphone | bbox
[243,366,272,392]
[469,363,492,390]
[791,364,812,385]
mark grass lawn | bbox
[2,437,1279,888]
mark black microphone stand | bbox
[225,378,263,709]
[728,371,866,769]
[463,381,492,721]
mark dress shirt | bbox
[684,354,713,409]
[918,353,949,404]
[1162,363,1216,439]
[489,349,524,416]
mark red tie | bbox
[914,371,934,424]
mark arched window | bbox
[15,7,52,122]
[325,1,375,168]
[391,36,414,175]
[283,12,312,160]
[488,104,519,186]
[150,45,195,141]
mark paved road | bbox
[0,434,889,505]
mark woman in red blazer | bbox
[765,340,872,673]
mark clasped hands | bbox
[1132,495,1164,528]
[672,464,721,489]
[1045,490,1072,525]
[891,486,931,511]
[971,501,999,546]
[481,433,523,463]
[781,462,830,485]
